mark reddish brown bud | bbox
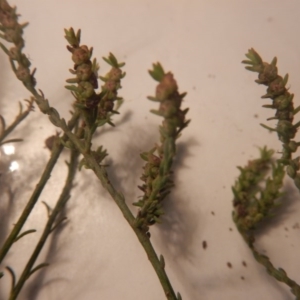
[108,67,122,81]
[72,45,90,65]
[156,72,178,101]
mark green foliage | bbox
[133,67,189,233]
[1,0,300,299]
[232,49,300,298]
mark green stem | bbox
[0,11,179,295]
[5,78,178,298]
[250,243,300,298]
[8,147,80,300]
[57,120,178,300]
[0,112,79,264]
[138,137,175,222]
[0,99,34,144]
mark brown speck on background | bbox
[242,261,247,267]
[202,240,207,249]
[211,211,215,216]
[293,222,300,229]
[254,114,258,118]
[284,227,289,231]
[241,276,245,280]
[227,262,232,269]
[229,228,233,231]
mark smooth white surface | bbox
[1,1,300,300]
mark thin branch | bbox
[9,147,80,300]
[0,112,79,264]
[0,98,34,144]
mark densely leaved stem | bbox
[232,146,300,297]
[242,48,300,190]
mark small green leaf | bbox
[99,76,108,82]
[260,123,277,131]
[152,216,162,223]
[149,62,165,81]
[147,96,161,102]
[241,60,255,65]
[108,52,118,67]
[15,229,36,242]
[76,29,81,45]
[140,152,149,161]
[270,56,277,67]
[107,120,115,127]
[283,73,289,86]
[65,85,79,92]
[42,201,52,217]
[102,56,113,67]
[66,78,78,84]
[159,254,165,268]
[133,200,144,207]
[0,115,6,131]
[150,109,163,116]
[6,266,16,290]
[48,115,60,127]
[28,263,49,279]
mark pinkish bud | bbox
[72,45,90,65]
[108,67,122,81]
[155,72,178,101]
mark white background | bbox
[1,1,300,299]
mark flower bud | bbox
[9,46,19,60]
[277,120,296,142]
[288,141,298,152]
[266,77,286,97]
[0,13,17,28]
[159,100,177,118]
[104,80,117,92]
[108,67,122,81]
[103,99,114,112]
[78,81,95,99]
[76,63,92,81]
[16,65,30,81]
[72,45,90,65]
[156,72,178,101]
[256,63,278,84]
[273,95,291,110]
